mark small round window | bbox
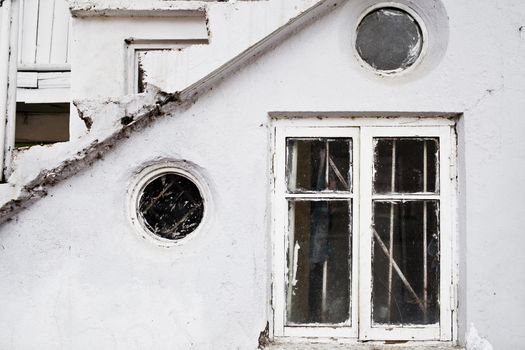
[355,7,423,73]
[131,166,206,243]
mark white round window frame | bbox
[353,2,429,77]
[128,162,211,248]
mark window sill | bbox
[265,340,464,350]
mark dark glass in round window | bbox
[138,173,204,240]
[355,7,423,72]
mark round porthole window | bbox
[355,6,424,74]
[129,163,209,245]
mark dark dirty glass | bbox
[287,200,351,325]
[138,173,204,240]
[374,138,439,194]
[286,138,352,193]
[356,7,423,72]
[372,200,440,325]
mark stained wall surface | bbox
[0,0,524,349]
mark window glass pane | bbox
[373,138,438,194]
[286,138,352,193]
[355,7,423,72]
[372,200,440,325]
[287,200,351,325]
[329,139,352,192]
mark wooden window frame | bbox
[271,116,457,343]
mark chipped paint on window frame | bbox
[271,116,458,343]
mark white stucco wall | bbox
[1,0,524,349]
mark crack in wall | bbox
[0,90,181,225]
[0,0,347,225]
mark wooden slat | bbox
[35,0,55,64]
[50,0,69,64]
[16,0,22,63]
[17,87,69,103]
[17,71,38,88]
[18,63,70,71]
[37,71,70,88]
[19,0,40,65]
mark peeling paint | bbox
[0,0,524,348]
[0,86,179,224]
[137,54,146,94]
[73,101,93,130]
[291,241,299,287]
[258,322,270,349]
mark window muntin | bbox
[273,122,454,342]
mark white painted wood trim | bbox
[358,126,374,341]
[50,0,70,64]
[4,0,19,179]
[16,72,70,103]
[37,71,70,88]
[17,71,38,88]
[285,193,354,199]
[439,127,454,341]
[358,126,453,341]
[0,0,13,180]
[272,118,457,343]
[18,0,71,67]
[269,115,457,127]
[273,124,360,339]
[18,63,70,71]
[19,0,39,65]
[273,125,288,337]
[371,194,441,200]
[35,0,55,64]
[283,326,355,338]
[17,87,69,103]
[450,126,459,342]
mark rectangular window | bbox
[272,118,455,342]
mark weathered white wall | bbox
[1,0,525,349]
[68,14,209,138]
[68,0,332,139]
[70,15,209,100]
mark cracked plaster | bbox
[0,0,343,224]
[0,0,524,349]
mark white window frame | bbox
[273,126,360,339]
[271,116,457,343]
